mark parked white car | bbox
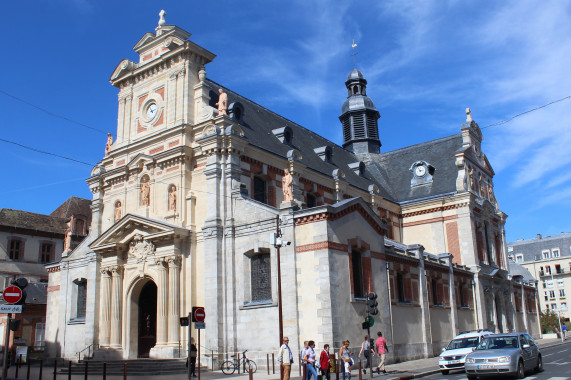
[438,330,493,375]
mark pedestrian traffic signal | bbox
[9,319,21,332]
[180,317,189,326]
[367,292,378,315]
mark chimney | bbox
[537,234,542,239]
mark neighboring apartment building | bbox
[508,233,571,319]
[0,197,91,362]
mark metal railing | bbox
[77,343,99,361]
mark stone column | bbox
[155,258,169,346]
[447,258,458,337]
[99,268,112,347]
[109,266,123,348]
[167,256,181,345]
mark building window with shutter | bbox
[250,252,271,302]
[253,176,267,204]
[71,278,87,321]
[39,242,53,263]
[34,322,46,350]
[350,250,364,298]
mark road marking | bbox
[546,377,569,380]
[543,353,554,357]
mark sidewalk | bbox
[4,337,569,380]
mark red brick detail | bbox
[296,241,348,253]
[156,87,165,100]
[295,204,387,235]
[166,165,180,173]
[150,146,164,155]
[138,94,148,110]
[403,214,457,227]
[324,198,335,204]
[370,250,385,260]
[404,277,412,301]
[362,257,372,294]
[424,262,449,274]
[137,121,146,134]
[169,140,180,148]
[155,112,164,127]
[402,205,459,218]
[116,159,126,166]
[412,279,419,302]
[446,221,461,264]
[343,194,351,199]
[46,266,60,273]
[47,285,60,292]
[268,185,276,207]
[142,53,152,62]
[194,163,206,169]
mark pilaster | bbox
[99,268,112,347]
[109,265,124,349]
[416,246,433,358]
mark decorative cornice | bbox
[47,266,61,273]
[402,203,468,218]
[295,203,387,235]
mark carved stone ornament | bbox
[129,234,156,263]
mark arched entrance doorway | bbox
[138,281,157,358]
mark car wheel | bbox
[516,360,525,379]
[535,355,543,372]
[441,370,449,375]
[467,375,477,380]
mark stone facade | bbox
[44,11,539,366]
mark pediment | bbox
[90,214,189,255]
[110,59,137,81]
[127,153,155,170]
[133,32,157,51]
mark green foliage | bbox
[540,309,564,333]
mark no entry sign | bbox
[193,307,205,322]
[2,286,22,304]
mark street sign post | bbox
[0,304,22,313]
[2,286,23,304]
[192,307,205,322]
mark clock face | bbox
[415,165,426,177]
[146,103,158,119]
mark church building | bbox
[45,11,540,365]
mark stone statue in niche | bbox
[114,201,122,222]
[282,168,293,202]
[168,185,177,211]
[105,134,113,156]
[141,178,151,206]
[63,227,72,252]
[216,88,228,116]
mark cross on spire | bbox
[352,39,358,68]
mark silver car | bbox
[464,333,542,379]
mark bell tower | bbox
[339,68,381,154]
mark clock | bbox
[146,103,158,119]
[415,165,426,177]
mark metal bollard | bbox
[67,360,71,380]
[267,354,270,375]
[358,361,362,380]
[103,363,106,380]
[84,360,88,380]
[249,367,253,380]
[237,353,241,375]
[53,359,58,380]
[272,353,275,374]
[303,362,306,380]
[299,354,302,376]
[123,363,127,380]
[39,360,43,380]
[335,358,339,380]
[27,358,31,380]
[15,354,21,378]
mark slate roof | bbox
[508,232,571,262]
[208,77,463,205]
[50,196,92,224]
[508,259,536,282]
[0,209,68,235]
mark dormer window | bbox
[272,126,293,146]
[228,102,245,123]
[314,146,333,163]
[348,162,365,177]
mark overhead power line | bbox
[0,89,109,135]
[481,95,571,130]
[0,138,95,167]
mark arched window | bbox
[253,176,267,203]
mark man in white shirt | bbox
[277,337,294,380]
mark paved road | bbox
[416,342,571,380]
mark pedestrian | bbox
[339,340,350,380]
[358,335,374,374]
[190,337,198,377]
[562,324,568,340]
[278,336,294,380]
[374,331,388,374]
[319,344,331,380]
[553,325,560,339]
[344,357,352,380]
[301,341,309,363]
[304,340,319,380]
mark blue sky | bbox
[2,0,571,243]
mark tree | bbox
[540,309,563,333]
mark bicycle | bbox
[221,349,257,375]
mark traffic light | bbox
[9,319,21,331]
[367,292,378,315]
[361,321,369,330]
[179,317,189,326]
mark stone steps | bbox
[58,359,201,375]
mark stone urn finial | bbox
[198,66,207,82]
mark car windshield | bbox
[445,337,479,350]
[476,336,519,350]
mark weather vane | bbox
[352,39,358,68]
